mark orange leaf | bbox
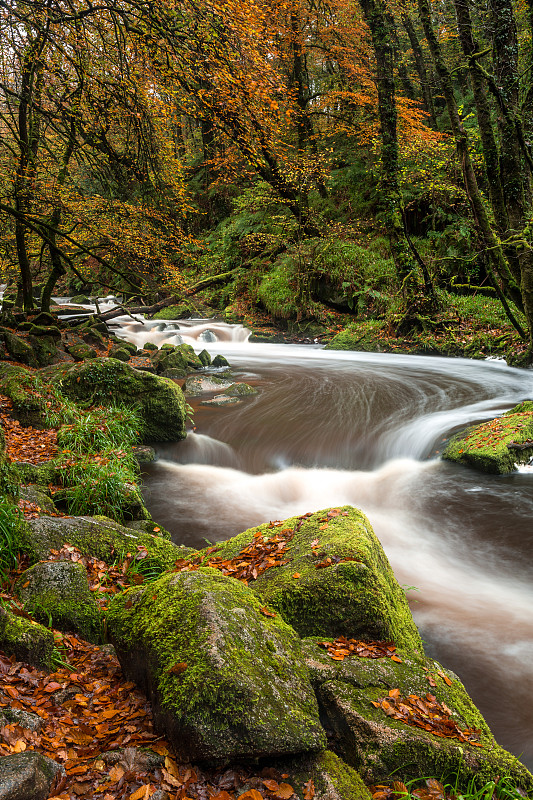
[304,778,316,799]
[167,662,188,675]
[275,784,295,799]
[292,573,300,579]
[259,606,276,617]
[239,792,264,800]
[129,786,151,800]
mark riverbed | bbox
[115,317,533,770]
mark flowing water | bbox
[100,315,533,767]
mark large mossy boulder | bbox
[442,401,533,474]
[0,606,54,669]
[49,358,187,442]
[16,560,102,642]
[22,514,189,571]
[1,331,38,366]
[206,506,423,653]
[0,364,48,426]
[301,639,533,789]
[107,568,327,762]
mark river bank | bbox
[1,308,533,799]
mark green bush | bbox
[0,501,23,582]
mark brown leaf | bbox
[303,778,315,799]
[275,784,295,799]
[167,662,188,675]
[259,606,277,617]
[238,791,263,800]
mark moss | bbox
[16,561,102,642]
[27,325,61,339]
[107,568,326,761]
[0,606,54,669]
[28,334,58,366]
[66,343,97,361]
[15,462,57,486]
[223,382,258,397]
[442,402,533,474]
[21,514,187,569]
[198,349,211,366]
[49,358,187,443]
[207,507,423,653]
[304,639,533,789]
[325,322,385,352]
[289,751,372,800]
[2,331,38,366]
[0,364,49,426]
[109,345,132,362]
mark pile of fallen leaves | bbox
[173,509,361,585]
[0,395,59,463]
[0,635,317,800]
[371,689,482,746]
[318,636,402,663]
[370,777,449,800]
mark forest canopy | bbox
[0,0,532,355]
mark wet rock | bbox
[28,333,58,366]
[144,342,158,350]
[30,312,58,327]
[185,375,233,395]
[0,752,63,800]
[207,506,423,651]
[199,329,217,343]
[70,294,91,304]
[212,354,230,368]
[303,638,533,789]
[198,348,212,366]
[16,560,102,641]
[223,382,258,397]
[49,358,187,442]
[107,568,326,762]
[132,445,156,463]
[200,395,242,406]
[0,606,54,669]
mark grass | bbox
[0,500,22,582]
[56,404,141,455]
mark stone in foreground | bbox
[107,568,326,762]
[287,750,372,800]
[302,638,533,789]
[209,506,423,652]
[443,401,533,474]
[0,752,63,800]
[0,607,54,669]
[16,560,101,641]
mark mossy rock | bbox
[28,334,58,366]
[107,568,326,762]
[442,402,533,474]
[31,312,59,327]
[175,343,202,370]
[2,331,38,366]
[0,606,54,669]
[66,342,97,361]
[0,751,64,800]
[150,348,188,375]
[144,342,158,351]
[0,364,48,427]
[109,345,131,362]
[152,303,201,320]
[302,639,533,789]
[325,322,384,352]
[206,507,423,653]
[285,750,372,800]
[19,484,58,515]
[21,514,188,572]
[50,358,186,442]
[16,560,102,642]
[198,349,211,366]
[27,325,61,339]
[70,294,91,304]
[212,354,230,368]
[223,382,258,397]
[14,461,57,486]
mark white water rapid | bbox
[108,313,533,768]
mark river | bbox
[113,317,533,770]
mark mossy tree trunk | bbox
[401,13,437,129]
[358,0,421,297]
[418,0,528,343]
